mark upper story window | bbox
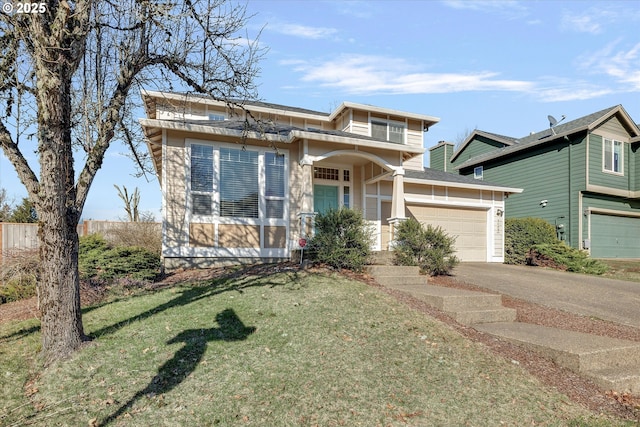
[371,119,405,144]
[603,138,623,174]
[474,166,483,180]
[208,113,226,121]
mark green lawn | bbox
[0,268,627,426]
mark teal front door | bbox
[314,185,338,214]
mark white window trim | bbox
[185,139,289,225]
[369,117,407,144]
[602,138,624,175]
[312,163,352,209]
[474,166,484,180]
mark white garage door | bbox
[406,204,487,262]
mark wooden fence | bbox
[0,220,161,262]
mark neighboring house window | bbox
[603,138,623,174]
[208,113,225,121]
[474,166,483,180]
[190,143,288,219]
[265,152,285,218]
[371,119,405,144]
[190,144,214,215]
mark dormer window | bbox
[371,119,405,144]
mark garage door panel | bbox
[591,214,640,258]
[406,204,487,262]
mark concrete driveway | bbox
[452,263,640,329]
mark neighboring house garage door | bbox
[405,204,487,262]
[591,214,640,258]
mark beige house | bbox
[140,91,521,269]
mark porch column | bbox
[297,158,315,240]
[388,168,407,248]
[389,167,406,221]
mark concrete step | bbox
[475,322,640,372]
[373,275,427,287]
[587,366,640,395]
[365,265,420,277]
[452,308,517,325]
[402,285,505,311]
[381,284,515,324]
[370,251,394,265]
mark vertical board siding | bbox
[430,145,446,171]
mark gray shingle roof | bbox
[455,105,623,170]
[404,167,516,190]
[172,118,401,145]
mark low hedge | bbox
[505,217,557,265]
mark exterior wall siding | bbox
[430,144,446,171]
[588,133,631,191]
[461,139,574,243]
[629,142,640,191]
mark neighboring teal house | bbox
[429,105,640,258]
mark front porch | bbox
[295,145,407,252]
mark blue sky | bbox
[1,0,639,220]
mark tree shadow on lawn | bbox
[87,266,301,339]
[0,266,301,345]
[99,308,255,426]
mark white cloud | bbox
[537,86,613,102]
[581,42,640,91]
[560,12,601,34]
[441,0,528,18]
[289,55,534,95]
[268,22,338,40]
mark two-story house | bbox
[140,91,521,269]
[430,105,640,258]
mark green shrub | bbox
[79,234,160,281]
[528,242,609,275]
[308,207,373,272]
[393,218,460,276]
[0,277,37,304]
[505,218,557,265]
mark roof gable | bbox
[454,105,640,170]
[451,130,517,162]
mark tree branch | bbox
[0,119,40,200]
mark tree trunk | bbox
[34,44,85,365]
[38,211,85,364]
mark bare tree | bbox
[0,188,13,221]
[0,0,262,364]
[114,184,140,222]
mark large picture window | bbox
[189,143,287,219]
[603,138,622,174]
